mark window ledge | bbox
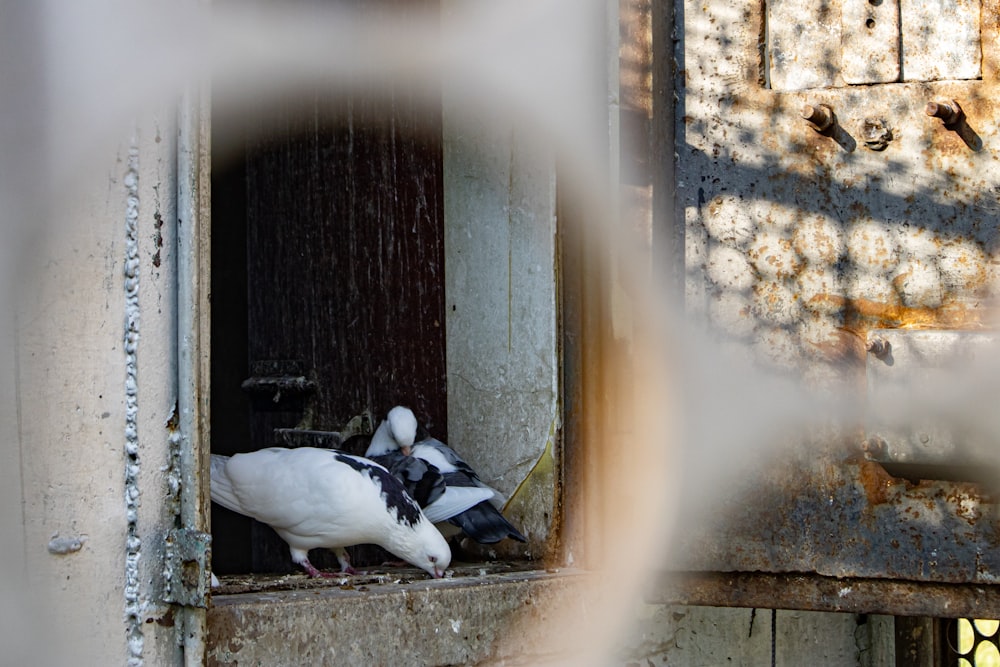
[207,564,589,666]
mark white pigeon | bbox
[210,447,451,578]
[365,406,527,544]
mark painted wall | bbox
[10,117,182,665]
[443,98,560,559]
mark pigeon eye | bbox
[429,555,438,563]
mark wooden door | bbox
[211,88,447,574]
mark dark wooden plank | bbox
[211,9,446,571]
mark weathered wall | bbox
[442,83,560,559]
[14,116,182,664]
[620,604,877,666]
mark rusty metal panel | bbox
[681,0,1000,604]
[865,329,1000,476]
[668,456,1000,585]
[767,0,841,91]
[841,0,900,84]
[653,572,1000,619]
[768,0,982,90]
[901,0,982,82]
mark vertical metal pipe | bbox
[176,85,211,667]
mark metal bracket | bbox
[841,0,901,84]
[273,428,344,449]
[865,329,1000,482]
[163,528,212,608]
[241,360,317,410]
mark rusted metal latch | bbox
[163,528,212,608]
[241,360,317,410]
[273,428,344,449]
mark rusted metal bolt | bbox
[862,436,887,458]
[801,103,835,132]
[925,99,964,127]
[866,335,891,360]
[861,117,892,151]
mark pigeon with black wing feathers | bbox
[210,447,451,578]
[363,406,527,544]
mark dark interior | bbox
[210,88,449,574]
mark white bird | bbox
[364,406,527,544]
[210,447,451,578]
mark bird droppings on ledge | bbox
[211,561,541,596]
[208,567,589,666]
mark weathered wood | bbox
[211,67,447,574]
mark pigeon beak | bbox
[433,567,444,579]
[401,445,412,456]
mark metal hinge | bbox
[162,528,212,608]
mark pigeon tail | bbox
[448,501,528,544]
[209,454,243,513]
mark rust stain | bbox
[808,295,985,331]
[807,328,867,369]
[855,458,901,506]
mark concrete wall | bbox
[619,605,891,667]
[10,116,182,665]
[443,88,560,559]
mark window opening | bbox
[208,92,556,583]
[210,94,457,576]
[945,618,1000,667]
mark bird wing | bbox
[413,439,508,507]
[422,486,495,524]
[371,451,446,507]
[447,501,527,544]
[412,438,479,479]
[373,449,494,523]
[217,448,355,529]
[209,454,243,513]
[408,437,527,540]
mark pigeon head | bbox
[386,405,418,455]
[394,516,451,578]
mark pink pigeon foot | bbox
[301,559,339,578]
[332,547,361,575]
